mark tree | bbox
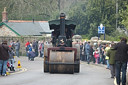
[68,0,116,39]
[118,0,128,30]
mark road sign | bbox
[98,24,105,34]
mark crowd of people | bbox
[80,37,128,85]
[25,40,44,60]
[0,39,45,76]
[0,37,128,85]
[0,40,20,76]
[80,41,108,65]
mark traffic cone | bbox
[6,71,10,75]
[17,60,21,68]
[6,68,10,75]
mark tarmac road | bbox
[0,56,114,85]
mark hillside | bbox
[0,0,85,21]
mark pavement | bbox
[8,68,27,75]
[7,56,27,75]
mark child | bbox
[28,45,35,61]
[28,50,35,61]
[8,47,15,71]
[94,49,100,64]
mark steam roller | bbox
[44,13,80,74]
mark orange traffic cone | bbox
[17,60,21,68]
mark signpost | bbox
[98,24,105,40]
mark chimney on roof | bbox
[2,7,8,22]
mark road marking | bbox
[114,78,117,85]
[10,68,27,75]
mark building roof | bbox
[0,20,51,36]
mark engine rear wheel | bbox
[44,56,49,72]
[49,64,74,74]
[74,64,80,73]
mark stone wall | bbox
[0,36,51,56]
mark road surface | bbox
[0,56,114,85]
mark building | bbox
[0,7,51,37]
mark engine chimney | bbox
[2,7,8,22]
[58,13,66,46]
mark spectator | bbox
[94,49,100,64]
[85,42,91,64]
[104,44,110,69]
[15,40,20,57]
[28,44,35,61]
[114,38,128,85]
[25,41,30,56]
[39,41,44,57]
[106,43,116,78]
[32,40,38,57]
[84,42,87,61]
[10,40,15,51]
[32,40,36,50]
[8,47,15,71]
[80,43,83,61]
[88,45,94,64]
[101,47,106,64]
[98,44,103,64]
[0,40,11,76]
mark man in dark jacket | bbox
[32,40,38,57]
[88,45,94,64]
[0,41,11,76]
[80,43,83,61]
[114,38,128,85]
[85,42,91,63]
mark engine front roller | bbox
[48,47,77,74]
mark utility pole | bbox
[116,0,118,29]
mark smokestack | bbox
[2,7,8,22]
[58,13,66,46]
[60,13,66,36]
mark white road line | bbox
[10,68,27,75]
[114,78,117,85]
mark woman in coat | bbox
[0,41,11,76]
